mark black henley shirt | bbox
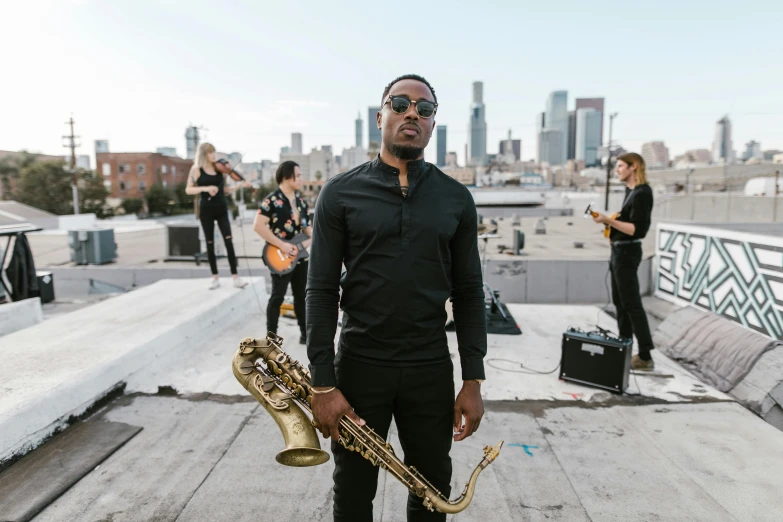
[305,156,487,387]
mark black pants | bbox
[266,261,307,336]
[610,242,654,360]
[332,356,455,522]
[199,205,238,276]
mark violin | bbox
[215,158,254,195]
[215,158,246,182]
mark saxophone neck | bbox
[424,440,503,514]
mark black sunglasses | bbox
[385,95,438,118]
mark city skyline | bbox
[2,1,782,167]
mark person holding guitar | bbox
[253,161,311,344]
[590,152,656,371]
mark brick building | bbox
[442,167,476,186]
[96,152,193,199]
[300,180,325,208]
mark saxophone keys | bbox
[261,376,276,392]
[237,360,254,375]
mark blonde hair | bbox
[192,142,216,182]
[617,152,648,185]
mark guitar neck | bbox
[273,237,311,249]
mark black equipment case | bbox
[559,327,632,394]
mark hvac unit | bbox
[68,229,117,265]
[167,224,202,259]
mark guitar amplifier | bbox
[559,327,632,394]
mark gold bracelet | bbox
[311,386,336,395]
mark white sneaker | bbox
[209,278,220,290]
[233,278,248,289]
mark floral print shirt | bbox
[258,188,309,241]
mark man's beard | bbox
[389,143,424,161]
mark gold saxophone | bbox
[232,332,503,514]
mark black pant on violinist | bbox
[199,204,238,275]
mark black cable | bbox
[238,214,268,320]
[595,259,622,340]
[226,151,267,321]
[624,371,644,397]
[485,358,560,375]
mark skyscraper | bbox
[368,107,381,150]
[545,91,568,165]
[436,125,447,167]
[355,113,363,148]
[641,141,670,169]
[743,140,762,161]
[185,126,200,160]
[468,81,487,166]
[291,133,303,154]
[712,116,733,163]
[538,129,563,166]
[575,108,602,166]
[536,112,546,163]
[567,111,576,160]
[575,98,605,145]
[498,138,521,161]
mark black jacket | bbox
[6,233,38,301]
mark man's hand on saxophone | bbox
[311,387,366,440]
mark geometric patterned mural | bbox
[656,223,783,340]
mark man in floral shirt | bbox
[253,161,312,344]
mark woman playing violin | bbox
[185,142,251,290]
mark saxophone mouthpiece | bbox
[484,441,504,462]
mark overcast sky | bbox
[2,0,782,166]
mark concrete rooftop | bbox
[1,280,781,521]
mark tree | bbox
[146,182,175,215]
[235,187,254,203]
[174,181,194,209]
[14,160,74,214]
[256,180,278,204]
[0,152,38,200]
[12,159,110,216]
[121,198,144,215]
[78,171,110,217]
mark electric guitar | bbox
[585,204,618,239]
[262,233,311,275]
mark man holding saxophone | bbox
[306,74,487,521]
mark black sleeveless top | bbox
[196,168,227,208]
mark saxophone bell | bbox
[232,336,330,467]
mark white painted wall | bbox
[655,222,783,340]
[0,297,43,337]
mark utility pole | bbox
[62,116,81,215]
[604,112,618,211]
[687,168,695,221]
[774,170,780,223]
[724,158,730,221]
